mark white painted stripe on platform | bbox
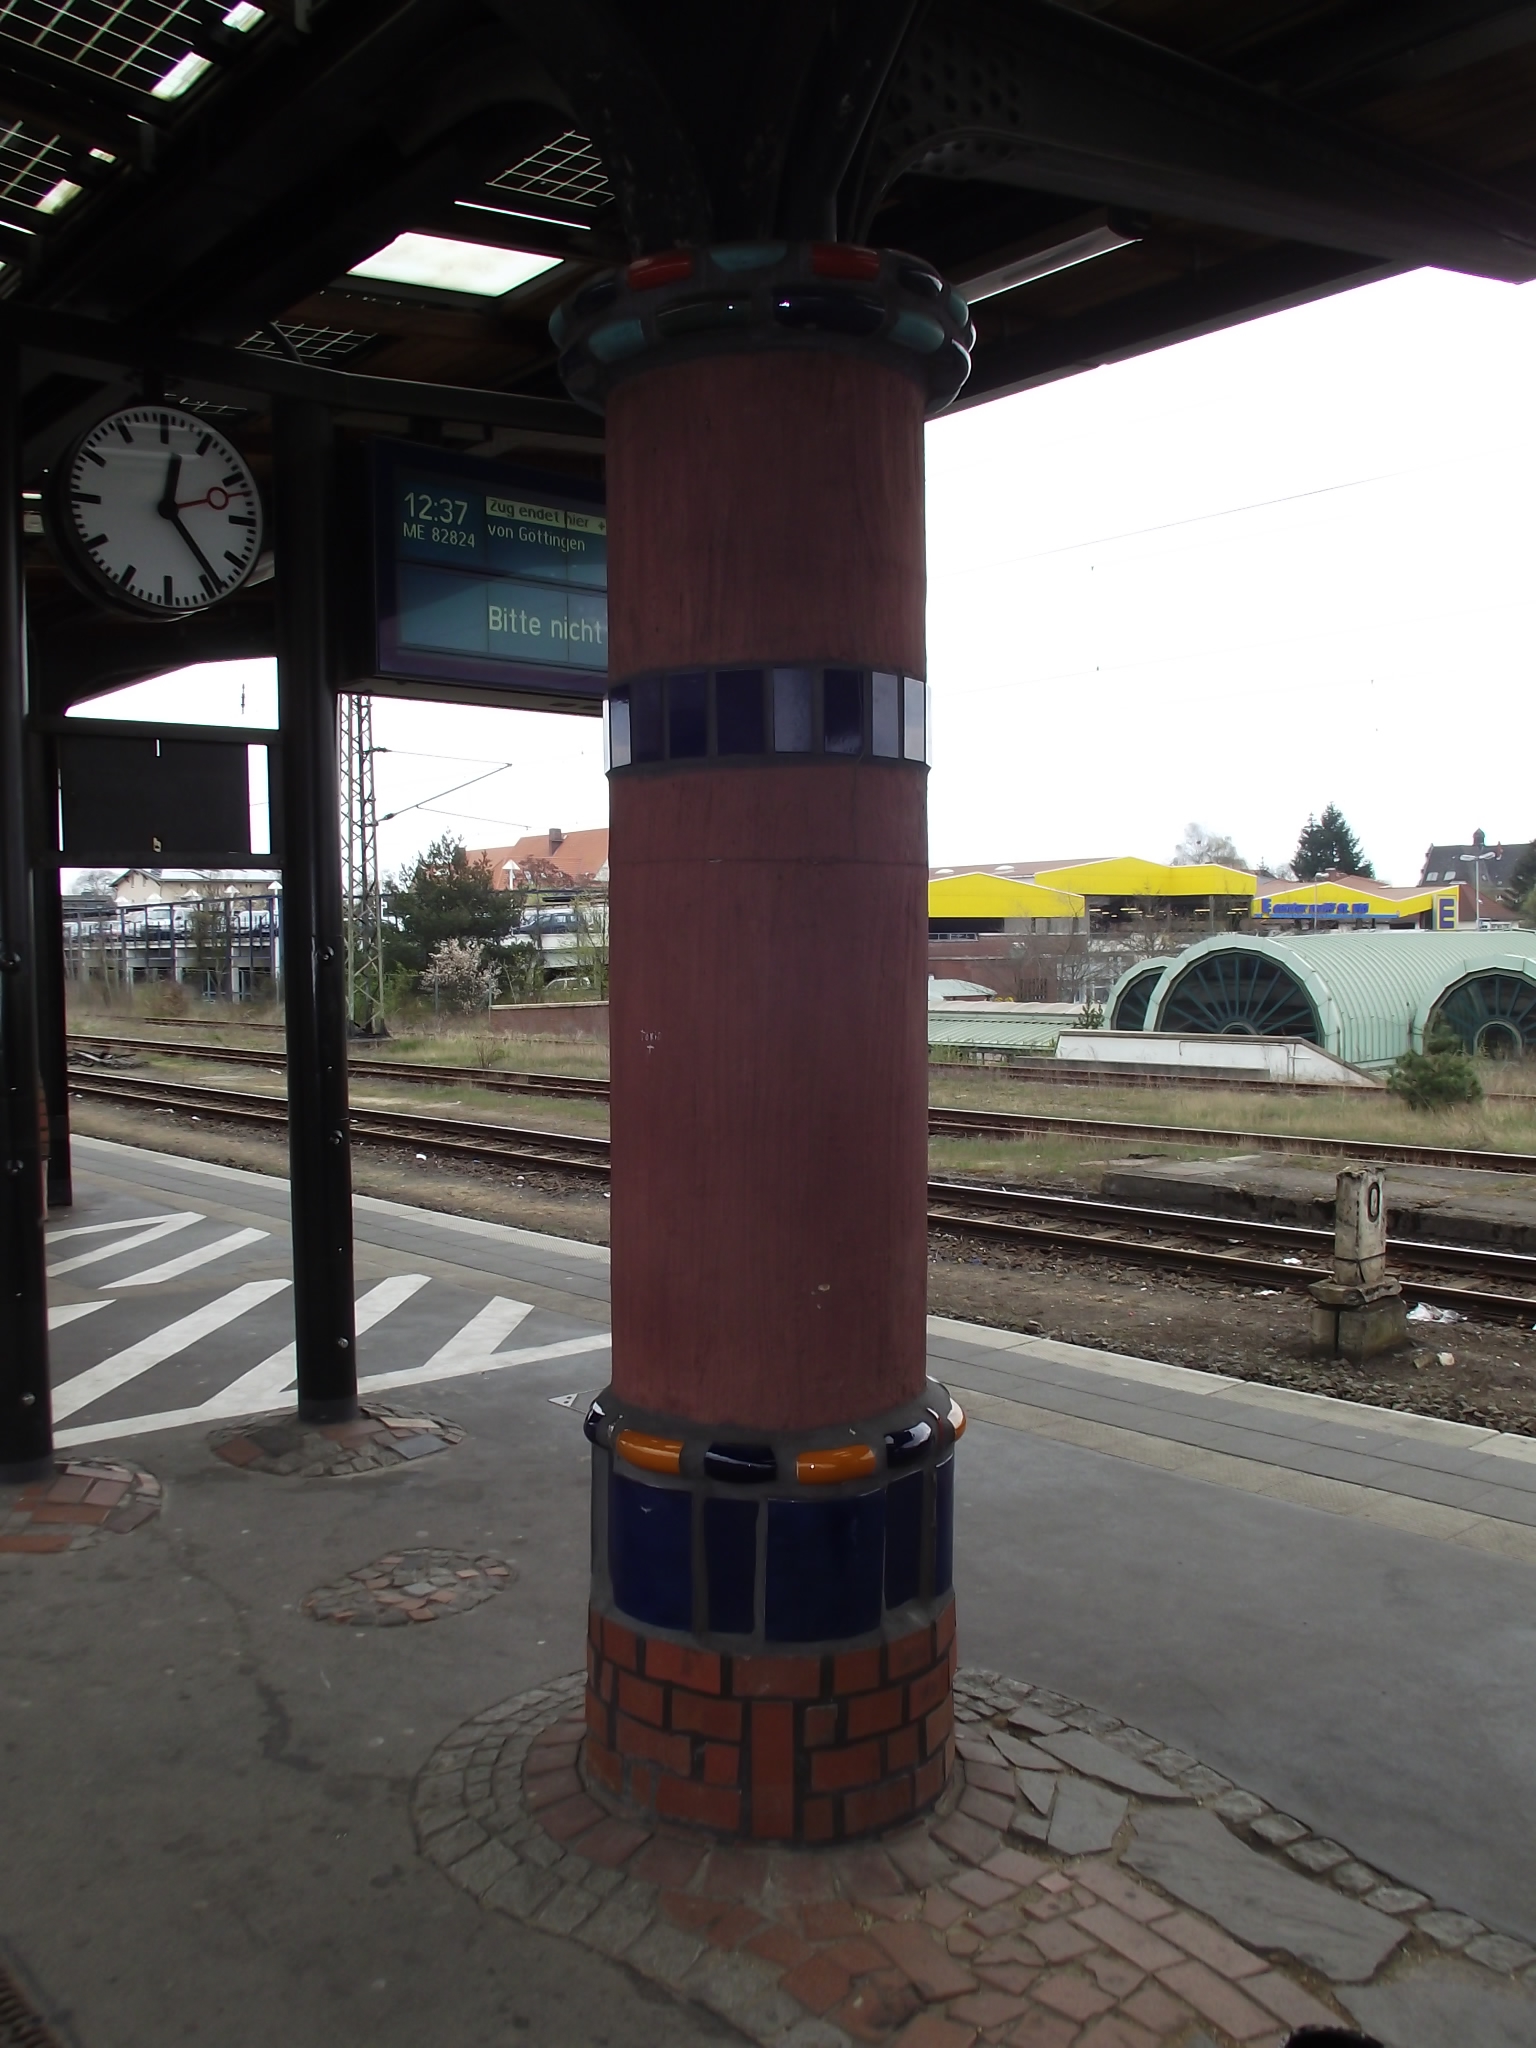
[357,1329,609,1395]
[47,1213,181,1243]
[408,1297,533,1377]
[54,1327,610,1447]
[212,1273,431,1411]
[47,1212,201,1278]
[48,1301,111,1330]
[51,1279,291,1422]
[111,1226,269,1289]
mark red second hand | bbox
[176,485,250,512]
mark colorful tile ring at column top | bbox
[581,1382,962,1842]
[550,243,976,417]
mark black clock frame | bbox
[43,404,266,622]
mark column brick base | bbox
[584,1599,957,1843]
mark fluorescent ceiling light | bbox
[224,2,264,26]
[347,232,560,297]
[456,198,590,233]
[961,223,1140,302]
[152,51,212,98]
[35,178,83,214]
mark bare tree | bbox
[1171,822,1245,868]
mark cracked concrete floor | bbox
[0,1372,737,2048]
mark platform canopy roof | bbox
[11,0,1536,706]
[928,872,1086,920]
[1034,855,1257,899]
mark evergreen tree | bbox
[384,834,523,975]
[1291,805,1374,880]
[1500,837,1536,916]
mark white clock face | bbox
[55,407,264,614]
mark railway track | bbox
[70,1034,1536,1176]
[68,1069,1536,1321]
[69,1033,608,1102]
[67,1070,611,1176]
[926,1104,1536,1175]
[116,1025,1534,1101]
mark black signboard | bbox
[370,442,607,713]
[56,724,282,867]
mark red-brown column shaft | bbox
[605,351,929,1432]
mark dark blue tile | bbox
[765,1492,883,1641]
[705,1496,758,1634]
[934,1457,954,1596]
[630,675,663,762]
[716,669,765,754]
[884,1471,924,1608]
[667,670,707,758]
[823,667,863,755]
[609,1471,692,1630]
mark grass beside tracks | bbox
[70,997,1536,1161]
[929,1063,1536,1158]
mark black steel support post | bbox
[274,397,358,1421]
[29,734,71,1210]
[0,336,53,1479]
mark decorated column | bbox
[557,246,972,1842]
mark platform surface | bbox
[3,1136,1534,2044]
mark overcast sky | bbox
[73,265,1535,887]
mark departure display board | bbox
[371,443,607,711]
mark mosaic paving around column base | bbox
[413,1667,1536,2048]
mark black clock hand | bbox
[171,509,219,581]
[156,452,219,583]
[156,454,183,522]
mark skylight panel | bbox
[0,0,267,101]
[240,321,374,364]
[151,49,211,98]
[35,175,83,212]
[346,232,560,297]
[490,131,611,209]
[0,118,73,212]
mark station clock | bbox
[46,405,264,617]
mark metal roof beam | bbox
[16,0,456,320]
[27,594,277,721]
[1226,1,1536,105]
[0,77,147,157]
[7,307,592,439]
[0,39,172,131]
[854,0,1536,280]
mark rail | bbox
[66,1070,1536,1321]
[69,1035,1536,1176]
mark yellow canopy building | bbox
[1033,856,1256,900]
[1255,879,1458,929]
[927,872,1086,923]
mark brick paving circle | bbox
[0,1459,162,1554]
[302,1548,516,1627]
[209,1403,463,1477]
[412,1667,1536,2047]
